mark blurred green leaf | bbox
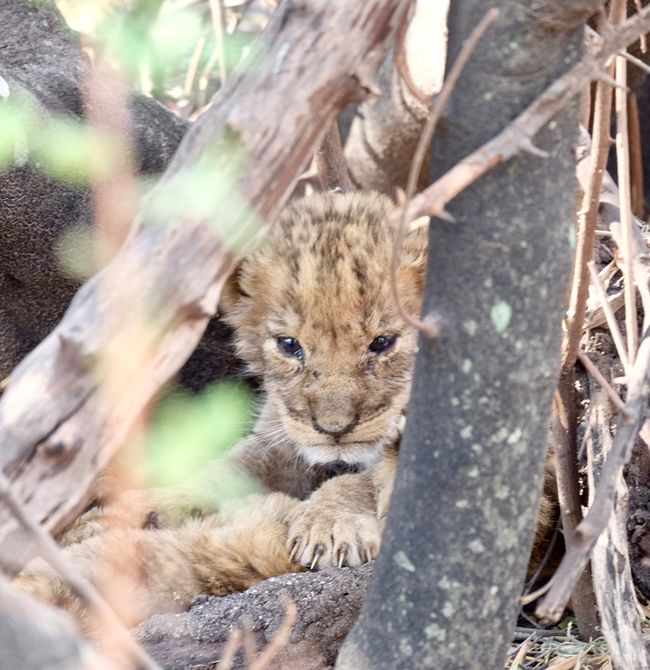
[33,119,121,184]
[144,381,254,491]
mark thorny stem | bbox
[390,7,499,339]
[401,4,650,227]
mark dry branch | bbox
[537,332,650,623]
[0,472,160,670]
[585,385,649,670]
[613,1,639,363]
[0,575,105,670]
[0,0,410,561]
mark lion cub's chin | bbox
[297,441,385,469]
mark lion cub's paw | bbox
[286,502,381,570]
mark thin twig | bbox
[634,0,648,52]
[248,595,297,670]
[0,472,160,670]
[613,4,639,363]
[578,351,627,414]
[394,0,430,104]
[511,639,531,668]
[628,92,644,218]
[537,332,650,623]
[619,48,650,76]
[520,578,553,607]
[390,7,498,339]
[183,28,209,98]
[587,261,630,375]
[219,628,243,670]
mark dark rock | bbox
[137,565,372,670]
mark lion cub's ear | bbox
[400,218,429,270]
[219,262,249,315]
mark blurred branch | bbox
[0,471,161,670]
[208,0,228,85]
[0,576,105,670]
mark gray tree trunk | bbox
[337,2,591,668]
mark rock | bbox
[137,565,372,670]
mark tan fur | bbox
[17,191,552,628]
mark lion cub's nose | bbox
[311,416,358,440]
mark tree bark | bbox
[337,2,590,668]
[0,0,410,570]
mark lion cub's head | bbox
[221,192,427,467]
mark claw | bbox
[364,547,374,563]
[310,544,325,570]
[337,543,349,568]
[289,540,300,562]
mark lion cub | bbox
[17,191,426,627]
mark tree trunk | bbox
[337,2,593,668]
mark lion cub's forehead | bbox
[253,192,398,329]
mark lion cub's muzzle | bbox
[310,415,359,441]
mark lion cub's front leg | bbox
[287,448,398,570]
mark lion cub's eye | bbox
[368,335,396,354]
[277,337,304,359]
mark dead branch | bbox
[628,93,644,218]
[0,472,160,670]
[537,331,650,623]
[390,7,498,339]
[578,351,627,414]
[0,0,410,563]
[314,121,353,193]
[613,1,639,362]
[547,52,616,630]
[401,4,650,226]
[585,385,649,670]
